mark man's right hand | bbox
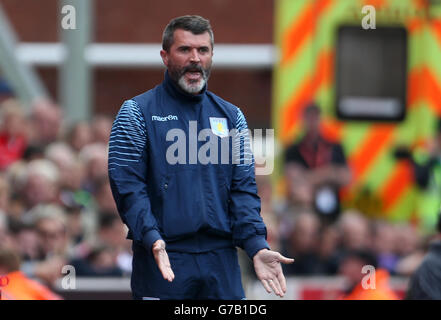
[152,239,175,282]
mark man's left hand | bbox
[253,249,294,297]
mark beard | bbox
[168,62,211,94]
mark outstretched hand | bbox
[152,239,175,282]
[253,249,294,297]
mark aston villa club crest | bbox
[209,117,229,138]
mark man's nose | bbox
[189,48,201,63]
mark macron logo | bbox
[152,115,178,121]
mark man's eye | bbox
[179,47,189,52]
[199,48,209,53]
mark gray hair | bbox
[23,159,59,185]
[162,15,214,52]
[23,204,67,228]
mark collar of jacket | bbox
[163,70,207,103]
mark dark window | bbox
[335,26,407,121]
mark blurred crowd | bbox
[255,176,439,299]
[0,96,132,290]
[254,103,441,287]
[0,94,439,298]
[259,194,429,278]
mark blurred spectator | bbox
[46,142,83,192]
[69,244,123,277]
[79,143,109,192]
[66,121,93,153]
[20,159,60,211]
[93,177,118,215]
[46,142,97,245]
[392,223,426,276]
[0,246,61,300]
[0,174,10,215]
[91,115,113,145]
[98,213,127,250]
[256,175,279,251]
[316,224,341,275]
[67,212,128,277]
[394,223,420,258]
[337,210,371,252]
[339,249,398,300]
[29,99,63,146]
[97,213,132,275]
[22,145,46,162]
[0,213,14,250]
[8,219,40,262]
[395,237,428,277]
[0,99,28,170]
[29,204,69,257]
[406,214,441,299]
[281,211,322,275]
[372,221,400,274]
[65,206,89,251]
[4,162,28,219]
[20,204,68,286]
[284,103,351,220]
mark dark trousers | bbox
[131,244,245,300]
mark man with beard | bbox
[108,15,293,300]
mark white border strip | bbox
[16,43,277,68]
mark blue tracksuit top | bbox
[108,71,269,259]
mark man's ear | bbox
[160,49,168,67]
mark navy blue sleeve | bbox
[229,108,270,259]
[108,99,162,252]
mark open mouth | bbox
[185,71,202,80]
